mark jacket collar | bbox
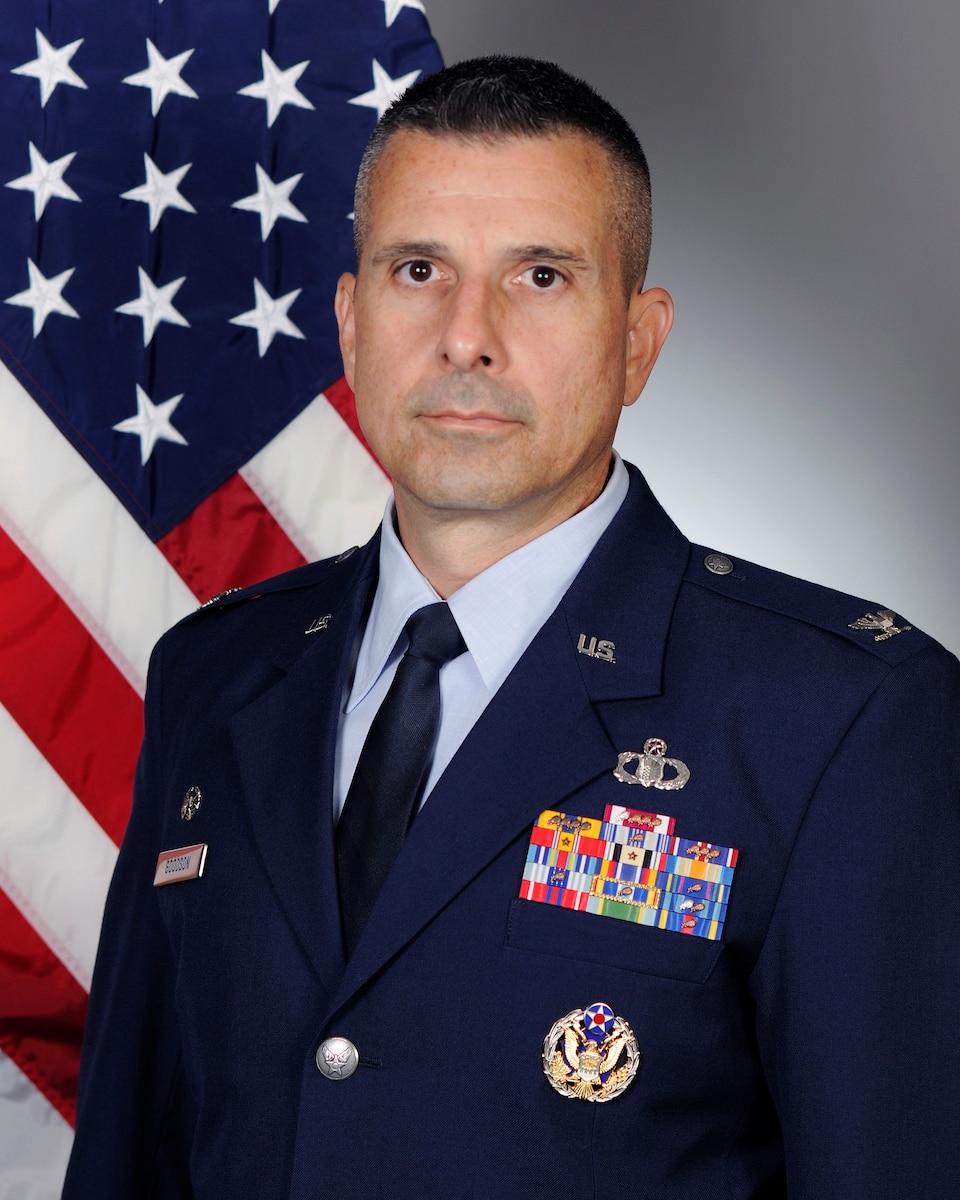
[228,463,690,1012]
[330,463,691,1012]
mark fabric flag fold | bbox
[0,0,441,1186]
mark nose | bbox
[437,279,505,372]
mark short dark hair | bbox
[353,55,652,294]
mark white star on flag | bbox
[232,164,307,241]
[5,259,79,335]
[229,278,305,357]
[122,39,198,116]
[12,29,87,107]
[6,142,81,220]
[0,0,442,1179]
[383,0,425,28]
[114,267,190,345]
[349,58,421,121]
[112,384,188,465]
[237,51,315,127]
[120,154,196,231]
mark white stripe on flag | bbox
[0,702,118,991]
[0,362,196,693]
[0,1050,74,1200]
[240,391,390,561]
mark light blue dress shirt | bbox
[334,453,629,819]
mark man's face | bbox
[336,130,671,534]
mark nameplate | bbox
[154,843,208,887]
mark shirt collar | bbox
[347,453,629,710]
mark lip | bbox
[422,410,518,429]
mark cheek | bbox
[351,365,397,454]
[542,352,627,451]
[356,308,432,386]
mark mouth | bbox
[422,410,520,433]
[409,374,532,435]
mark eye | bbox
[400,259,434,283]
[522,265,563,289]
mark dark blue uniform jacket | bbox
[64,464,960,1198]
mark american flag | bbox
[0,0,441,1187]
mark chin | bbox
[399,466,537,515]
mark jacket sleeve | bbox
[62,636,197,1199]
[751,643,960,1197]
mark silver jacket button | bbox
[316,1036,359,1080]
[704,552,734,576]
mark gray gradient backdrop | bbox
[423,0,960,655]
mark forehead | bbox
[360,130,618,255]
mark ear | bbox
[622,286,674,407]
[334,272,358,388]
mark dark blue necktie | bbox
[336,602,466,957]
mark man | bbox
[65,57,960,1198]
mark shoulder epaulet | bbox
[684,545,932,666]
[183,544,365,621]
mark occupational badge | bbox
[180,785,202,821]
[613,737,690,790]
[542,1002,639,1102]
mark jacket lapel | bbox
[330,609,615,1009]
[230,542,377,998]
[330,466,691,1012]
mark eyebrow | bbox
[511,245,591,273]
[368,241,592,272]
[368,241,447,267]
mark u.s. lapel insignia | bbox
[577,633,616,663]
[847,609,912,642]
[542,1002,640,1102]
[305,613,332,634]
[613,737,690,790]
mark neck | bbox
[393,473,610,599]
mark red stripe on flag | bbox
[0,383,376,1138]
[0,529,141,845]
[0,887,86,1128]
[158,471,307,602]
[324,376,386,472]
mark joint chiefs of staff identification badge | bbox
[542,1002,640,1102]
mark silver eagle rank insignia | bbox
[847,609,912,642]
[542,1002,640,1103]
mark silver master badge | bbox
[613,737,690,790]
